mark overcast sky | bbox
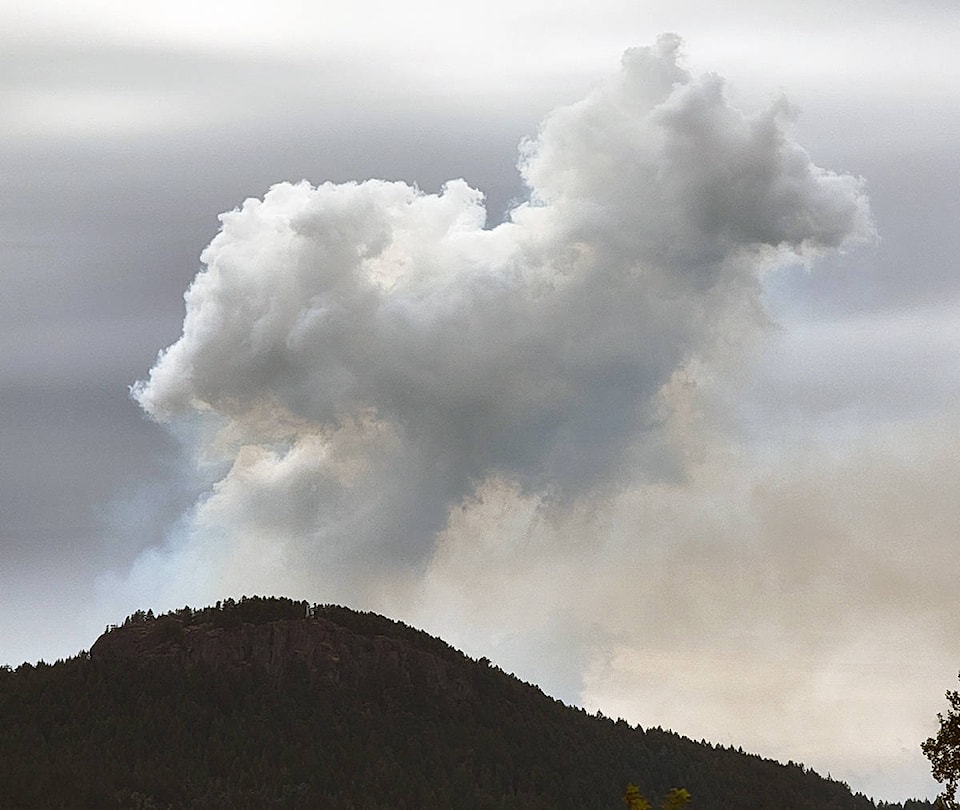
[3,0,960,803]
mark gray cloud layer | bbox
[1,0,958,798]
[5,21,956,799]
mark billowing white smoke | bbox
[132,34,871,591]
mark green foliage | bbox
[923,672,960,810]
[624,783,653,810]
[662,787,692,809]
[624,783,690,809]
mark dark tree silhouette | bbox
[0,597,940,809]
[923,671,960,809]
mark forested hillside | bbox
[0,597,937,809]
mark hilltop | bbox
[0,597,936,809]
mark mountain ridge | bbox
[0,596,935,809]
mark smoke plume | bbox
[132,35,870,598]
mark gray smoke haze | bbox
[131,36,871,600]
[4,3,958,799]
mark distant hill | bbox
[0,596,936,809]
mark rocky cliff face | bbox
[89,615,475,702]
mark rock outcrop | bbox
[90,612,476,703]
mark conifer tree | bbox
[923,672,960,810]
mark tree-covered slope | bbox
[0,597,935,809]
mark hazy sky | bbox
[3,0,960,802]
